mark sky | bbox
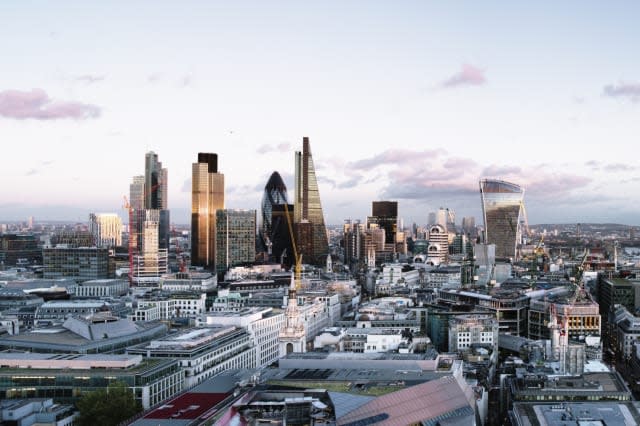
[1,1,640,226]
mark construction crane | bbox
[282,203,302,290]
[123,183,161,285]
[122,196,135,284]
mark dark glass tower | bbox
[294,137,328,265]
[367,201,398,246]
[145,151,169,249]
[260,171,288,254]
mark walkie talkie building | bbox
[479,179,524,261]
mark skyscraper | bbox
[271,204,294,268]
[260,171,288,254]
[479,179,524,260]
[191,153,225,270]
[367,201,398,246]
[128,151,170,285]
[215,209,256,274]
[145,151,170,249]
[293,137,328,264]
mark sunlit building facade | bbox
[191,153,225,269]
[294,137,328,264]
[131,209,168,284]
[89,213,122,248]
[129,152,170,285]
[479,179,524,260]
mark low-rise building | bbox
[75,279,129,298]
[0,398,76,426]
[0,353,183,409]
[0,314,167,354]
[34,299,129,322]
[128,326,255,388]
[449,314,499,352]
[200,307,285,368]
[43,246,110,281]
[159,272,217,292]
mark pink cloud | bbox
[0,89,100,120]
[482,165,522,176]
[442,64,487,88]
[348,148,443,171]
[257,142,292,154]
[603,82,640,101]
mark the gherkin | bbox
[260,172,289,257]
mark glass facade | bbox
[479,179,524,260]
[294,137,328,264]
[216,209,256,274]
[367,201,398,247]
[260,171,288,253]
[0,359,183,409]
[191,153,225,269]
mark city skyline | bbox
[2,2,640,225]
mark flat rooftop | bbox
[512,402,640,426]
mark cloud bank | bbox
[442,64,487,88]
[0,89,100,120]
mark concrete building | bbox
[215,209,256,275]
[0,314,167,354]
[42,246,109,281]
[127,326,255,388]
[0,398,76,426]
[136,292,206,320]
[511,401,640,426]
[34,300,128,322]
[89,213,122,248]
[448,314,499,352]
[610,305,640,359]
[160,272,216,292]
[201,307,285,368]
[0,353,182,410]
[75,279,129,298]
[427,224,448,264]
[425,265,462,288]
[0,234,41,266]
[528,288,601,358]
[439,288,529,336]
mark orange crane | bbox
[122,196,135,284]
[283,203,302,289]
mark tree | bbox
[75,381,142,426]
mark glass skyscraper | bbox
[191,153,224,270]
[260,171,288,251]
[294,137,328,265]
[367,201,398,247]
[479,179,524,261]
[129,152,170,285]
